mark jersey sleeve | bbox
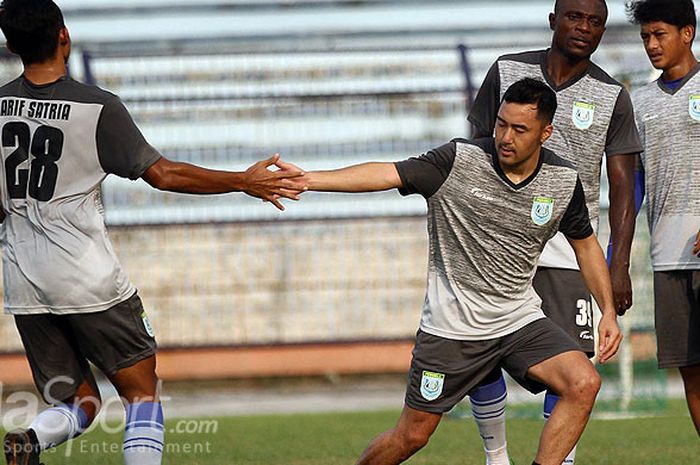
[467,61,501,138]
[559,177,594,239]
[96,96,162,180]
[605,87,643,157]
[394,141,456,198]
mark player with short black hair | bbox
[290,77,622,465]
[626,0,700,437]
[467,1,642,463]
[0,1,306,464]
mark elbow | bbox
[142,159,176,191]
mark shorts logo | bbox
[420,370,445,401]
[531,196,554,226]
[141,311,155,338]
[579,330,594,341]
[572,101,595,130]
[689,95,700,121]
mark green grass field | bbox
[18,399,699,465]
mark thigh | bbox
[533,267,594,356]
[405,330,502,414]
[500,318,582,394]
[66,293,157,376]
[14,314,91,403]
[525,349,596,395]
[654,271,700,368]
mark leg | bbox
[107,356,164,465]
[533,268,593,465]
[355,405,441,465]
[469,368,510,465]
[679,363,700,436]
[527,351,600,465]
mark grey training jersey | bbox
[395,138,592,340]
[469,50,642,270]
[0,76,161,314]
[633,64,700,271]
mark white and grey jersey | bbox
[469,49,642,270]
[395,138,592,340]
[0,75,161,314]
[633,64,700,271]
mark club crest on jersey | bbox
[689,95,700,121]
[420,370,445,401]
[531,196,554,226]
[141,311,155,338]
[572,101,595,130]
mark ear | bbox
[540,123,554,144]
[681,24,695,46]
[58,27,70,46]
[549,12,556,31]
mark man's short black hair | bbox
[626,0,696,37]
[502,78,558,125]
[554,0,609,18]
[0,0,65,64]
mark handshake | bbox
[241,153,310,211]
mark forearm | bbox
[150,161,250,194]
[607,155,637,270]
[305,162,402,192]
[572,235,616,316]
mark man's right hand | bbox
[243,154,308,210]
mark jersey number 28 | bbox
[2,121,63,202]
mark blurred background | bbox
[0,0,673,419]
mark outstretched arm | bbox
[694,229,700,257]
[302,162,403,193]
[568,234,622,363]
[142,154,306,211]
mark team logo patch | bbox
[141,311,155,337]
[420,370,445,401]
[531,196,554,226]
[572,101,595,130]
[689,95,700,121]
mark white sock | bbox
[123,402,164,465]
[29,404,87,450]
[562,444,577,465]
[470,376,509,465]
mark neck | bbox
[22,56,67,85]
[501,148,541,184]
[545,48,590,87]
[662,53,698,82]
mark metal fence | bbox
[0,31,658,352]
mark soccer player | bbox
[0,1,306,464]
[627,0,700,436]
[294,78,622,465]
[467,1,642,463]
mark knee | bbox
[394,427,431,455]
[564,368,601,405]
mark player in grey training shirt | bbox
[467,1,642,463]
[0,1,306,464]
[628,0,700,437]
[290,79,621,465]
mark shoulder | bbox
[0,76,23,96]
[56,78,121,107]
[456,137,496,156]
[541,147,576,171]
[497,49,545,66]
[586,62,624,88]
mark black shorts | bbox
[533,267,594,356]
[654,270,700,369]
[405,318,582,413]
[14,293,157,403]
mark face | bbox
[640,21,694,71]
[495,101,553,170]
[549,0,607,59]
